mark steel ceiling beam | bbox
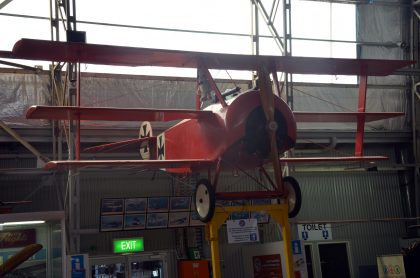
[0,120,50,164]
[0,0,13,10]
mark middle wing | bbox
[293,112,404,122]
[26,105,215,122]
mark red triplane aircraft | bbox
[0,39,414,222]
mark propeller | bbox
[258,65,284,195]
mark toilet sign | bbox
[298,224,332,241]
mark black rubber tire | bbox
[193,179,216,223]
[284,176,302,218]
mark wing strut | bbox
[355,75,368,157]
[198,62,227,107]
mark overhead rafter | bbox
[0,120,50,165]
[251,0,285,54]
[0,0,13,10]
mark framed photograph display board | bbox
[146,213,169,229]
[148,197,169,212]
[168,212,190,227]
[125,198,147,214]
[124,214,146,230]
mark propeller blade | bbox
[258,66,275,122]
[258,66,284,194]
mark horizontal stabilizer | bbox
[3,39,414,76]
[1,200,32,205]
[43,159,214,171]
[83,137,157,153]
[293,112,404,122]
[26,105,214,122]
[0,51,12,58]
[280,156,388,164]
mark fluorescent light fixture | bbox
[0,220,45,226]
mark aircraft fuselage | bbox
[163,90,296,172]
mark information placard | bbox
[227,219,259,244]
[377,255,406,278]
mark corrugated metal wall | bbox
[0,150,405,277]
[294,171,405,267]
[215,224,282,278]
[78,170,178,254]
[205,170,405,278]
[198,145,406,277]
[0,173,63,212]
[79,171,173,229]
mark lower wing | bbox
[280,156,388,164]
[44,159,214,172]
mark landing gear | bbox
[193,179,215,223]
[193,176,301,222]
[283,176,302,218]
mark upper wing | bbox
[293,112,404,122]
[44,159,214,171]
[26,105,215,122]
[2,39,414,76]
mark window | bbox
[291,0,357,83]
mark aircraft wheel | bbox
[194,179,215,223]
[284,176,302,218]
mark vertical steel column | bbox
[251,0,259,86]
[51,0,81,254]
[75,62,81,160]
[67,0,80,254]
[49,0,64,163]
[411,0,420,228]
[68,65,81,255]
[283,0,293,109]
[61,218,67,277]
[251,0,260,56]
[254,0,285,53]
[49,0,60,41]
[49,0,73,261]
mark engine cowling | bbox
[243,106,294,158]
[224,90,296,160]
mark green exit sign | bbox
[113,238,144,253]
